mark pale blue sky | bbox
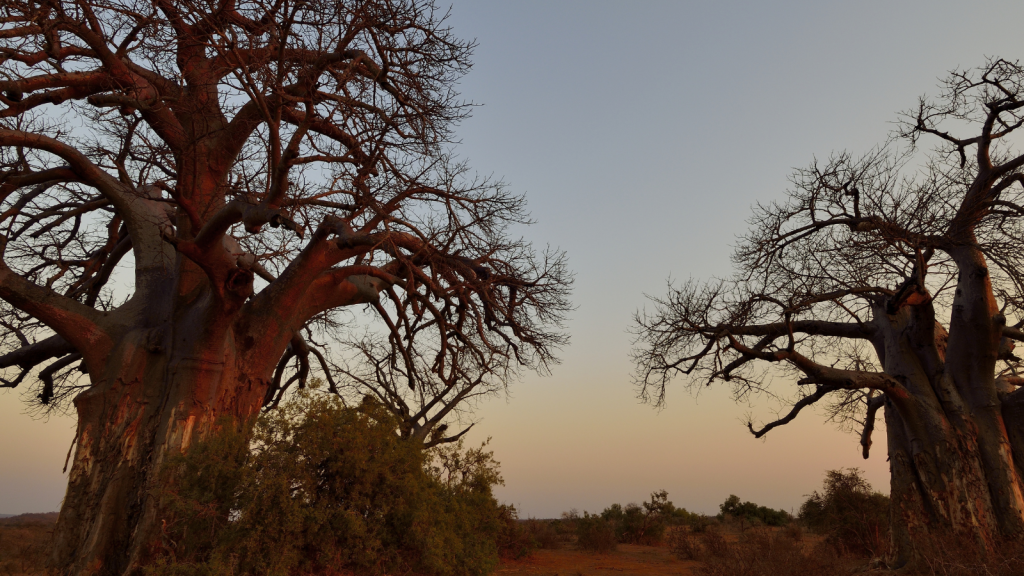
[4,0,1024,516]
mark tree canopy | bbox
[0,0,570,440]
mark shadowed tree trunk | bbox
[632,58,1024,567]
[0,2,571,574]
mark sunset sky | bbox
[4,0,1024,518]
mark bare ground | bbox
[497,544,698,576]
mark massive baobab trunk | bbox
[632,58,1024,567]
[53,337,259,573]
[49,287,382,574]
[872,255,1024,564]
[0,2,571,575]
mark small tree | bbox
[799,469,889,557]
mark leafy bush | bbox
[494,506,536,560]
[798,468,889,557]
[688,514,719,533]
[523,519,561,549]
[151,390,508,576]
[596,489,701,545]
[718,495,791,528]
[600,490,674,545]
[574,512,617,553]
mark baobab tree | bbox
[633,58,1024,565]
[0,1,570,574]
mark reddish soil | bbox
[497,544,698,576]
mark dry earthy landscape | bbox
[1,514,839,576]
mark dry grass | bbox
[0,513,57,576]
[695,527,845,576]
[8,512,1024,576]
[908,533,1024,576]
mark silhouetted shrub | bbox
[600,490,674,545]
[151,390,507,576]
[552,510,581,545]
[495,506,536,560]
[799,468,888,557]
[689,514,718,533]
[524,519,560,549]
[597,489,704,545]
[575,512,617,553]
[718,495,791,528]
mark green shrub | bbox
[717,495,791,528]
[575,512,617,553]
[494,505,536,560]
[523,519,560,549]
[598,490,689,545]
[151,390,508,576]
[688,514,718,533]
[798,468,889,557]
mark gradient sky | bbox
[4,0,1024,517]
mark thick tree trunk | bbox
[50,322,268,576]
[876,265,1024,567]
[884,401,1012,567]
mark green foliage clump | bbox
[566,510,617,553]
[493,505,536,560]
[687,514,719,533]
[799,468,889,556]
[600,490,678,545]
[152,390,509,576]
[523,519,561,549]
[717,494,792,527]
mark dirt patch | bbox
[497,544,698,576]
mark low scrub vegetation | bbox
[696,527,843,576]
[798,468,889,557]
[717,495,791,528]
[600,490,686,545]
[572,511,619,552]
[909,534,1024,576]
[150,390,513,576]
[560,489,702,551]
[0,513,57,576]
